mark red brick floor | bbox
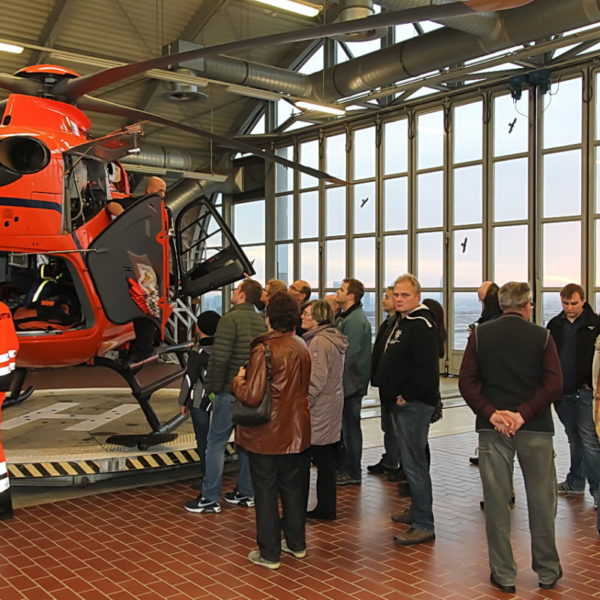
[1,430,598,600]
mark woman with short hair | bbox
[301,299,348,520]
[232,291,311,570]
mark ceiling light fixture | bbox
[0,42,24,54]
[251,0,321,18]
[294,100,345,116]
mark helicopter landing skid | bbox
[4,368,35,408]
[94,341,193,451]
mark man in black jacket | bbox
[547,283,600,504]
[377,274,439,546]
[368,286,401,479]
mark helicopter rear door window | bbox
[174,197,255,297]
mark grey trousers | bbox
[478,430,561,586]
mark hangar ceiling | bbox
[0,0,598,186]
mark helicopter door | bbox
[174,196,255,297]
[86,194,168,326]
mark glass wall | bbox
[227,64,599,374]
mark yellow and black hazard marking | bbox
[125,448,200,471]
[9,460,102,479]
[7,442,239,480]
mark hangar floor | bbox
[1,367,599,600]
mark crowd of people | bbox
[175,272,600,593]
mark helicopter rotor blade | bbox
[77,95,344,184]
[56,1,533,101]
[0,73,42,96]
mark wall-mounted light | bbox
[294,100,345,116]
[251,0,321,18]
[0,42,24,54]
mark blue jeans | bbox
[555,389,600,496]
[189,406,210,476]
[380,399,400,469]
[201,392,253,503]
[392,400,435,531]
[341,393,363,480]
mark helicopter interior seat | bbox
[13,258,83,331]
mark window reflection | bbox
[326,134,346,181]
[300,191,319,238]
[542,292,564,327]
[353,127,376,180]
[543,221,581,287]
[543,78,582,149]
[384,177,408,231]
[453,101,482,163]
[543,150,581,218]
[417,171,444,229]
[384,235,408,286]
[453,165,482,225]
[243,245,265,283]
[353,181,376,234]
[493,225,528,284]
[452,292,480,351]
[275,195,293,241]
[494,158,528,222]
[300,241,319,289]
[417,111,444,169]
[354,237,376,288]
[326,187,346,237]
[276,244,293,283]
[299,139,319,189]
[275,146,294,192]
[417,231,444,288]
[494,92,528,157]
[326,239,346,289]
[453,229,482,287]
[234,200,265,245]
[384,119,408,174]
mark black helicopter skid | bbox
[94,341,193,451]
[4,368,35,408]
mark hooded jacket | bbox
[232,330,311,455]
[376,304,440,407]
[303,324,348,446]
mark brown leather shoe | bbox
[390,509,412,524]
[393,527,435,546]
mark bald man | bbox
[107,176,166,217]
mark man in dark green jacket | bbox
[185,278,267,514]
[335,278,372,485]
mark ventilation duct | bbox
[120,143,196,172]
[334,0,387,41]
[160,68,208,102]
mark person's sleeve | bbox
[177,350,202,407]
[204,317,235,393]
[458,332,496,421]
[517,334,563,422]
[593,335,600,396]
[231,344,267,407]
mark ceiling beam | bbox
[31,0,76,64]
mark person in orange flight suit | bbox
[0,300,18,520]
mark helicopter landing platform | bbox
[1,387,235,486]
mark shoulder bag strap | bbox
[263,342,273,382]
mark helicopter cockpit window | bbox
[0,252,87,332]
[64,154,110,230]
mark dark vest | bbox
[475,315,554,433]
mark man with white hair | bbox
[459,281,563,594]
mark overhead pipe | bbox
[120,143,196,172]
[307,0,600,102]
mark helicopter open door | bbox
[86,194,168,327]
[174,196,255,297]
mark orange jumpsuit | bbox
[0,301,18,519]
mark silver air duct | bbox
[334,0,387,42]
[121,143,196,172]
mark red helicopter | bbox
[0,1,532,448]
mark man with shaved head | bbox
[107,176,167,217]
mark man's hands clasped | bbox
[489,410,525,436]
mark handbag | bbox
[231,343,273,426]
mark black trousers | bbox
[248,450,310,562]
[310,443,337,517]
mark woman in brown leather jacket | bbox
[232,291,311,570]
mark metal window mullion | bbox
[582,67,593,296]
[532,82,542,319]
[293,140,300,281]
[408,110,417,274]
[483,91,493,281]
